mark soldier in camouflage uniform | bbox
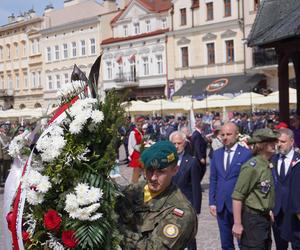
[232,128,279,250]
[116,140,197,250]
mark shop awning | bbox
[173,73,265,97]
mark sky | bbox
[0,0,65,26]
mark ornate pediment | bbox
[221,29,237,38]
[202,33,217,41]
[177,37,191,45]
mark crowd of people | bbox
[2,109,300,249]
[117,110,300,250]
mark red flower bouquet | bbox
[62,230,78,248]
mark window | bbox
[130,60,136,81]
[207,2,214,20]
[16,74,19,89]
[0,76,3,89]
[123,25,128,36]
[180,8,187,26]
[56,74,61,89]
[47,75,53,90]
[142,57,149,76]
[24,73,28,88]
[181,47,189,67]
[31,40,35,54]
[90,38,96,55]
[106,62,112,80]
[156,55,163,74]
[8,75,12,89]
[0,47,3,60]
[146,20,151,32]
[55,45,59,60]
[37,40,40,53]
[254,0,260,10]
[47,47,51,61]
[7,45,11,60]
[207,43,215,64]
[162,18,167,29]
[226,40,234,63]
[38,71,41,87]
[64,73,69,84]
[32,72,36,88]
[72,42,77,57]
[63,43,68,59]
[80,40,86,56]
[23,42,26,57]
[224,0,231,17]
[134,23,140,35]
[15,43,19,57]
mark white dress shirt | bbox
[278,149,294,175]
[223,143,238,170]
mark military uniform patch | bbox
[249,160,256,167]
[163,224,179,238]
[173,208,184,217]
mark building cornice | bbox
[41,16,99,35]
[167,19,242,37]
[0,17,43,33]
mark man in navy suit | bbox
[209,122,252,250]
[170,131,201,250]
[191,117,207,181]
[271,128,300,250]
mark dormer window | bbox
[123,25,128,36]
[134,23,140,35]
[146,20,151,32]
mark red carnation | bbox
[6,211,14,232]
[22,231,30,241]
[62,230,78,248]
[43,209,62,231]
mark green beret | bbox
[248,128,279,144]
[141,140,178,170]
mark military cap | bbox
[248,128,279,144]
[141,140,178,170]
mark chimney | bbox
[28,8,36,18]
[103,0,117,11]
[118,0,130,10]
[44,4,54,13]
[16,14,24,22]
[8,13,15,23]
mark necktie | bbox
[279,155,286,181]
[225,149,231,172]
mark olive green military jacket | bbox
[116,181,198,250]
[232,155,275,212]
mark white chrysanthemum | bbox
[89,213,103,221]
[87,187,103,204]
[26,189,44,205]
[8,130,30,158]
[57,80,85,98]
[36,124,66,162]
[36,176,52,193]
[64,183,104,221]
[91,110,104,124]
[65,194,79,212]
[22,170,42,188]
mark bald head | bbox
[220,122,239,148]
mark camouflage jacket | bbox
[116,181,197,250]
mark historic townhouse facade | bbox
[100,0,172,100]
[167,0,275,98]
[0,11,43,110]
[41,0,117,107]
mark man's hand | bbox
[297,213,300,221]
[200,158,206,165]
[209,205,217,217]
[232,223,243,240]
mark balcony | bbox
[253,48,278,67]
[115,72,139,87]
[0,89,14,97]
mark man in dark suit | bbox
[209,122,252,250]
[272,128,300,250]
[191,117,207,181]
[170,131,201,250]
